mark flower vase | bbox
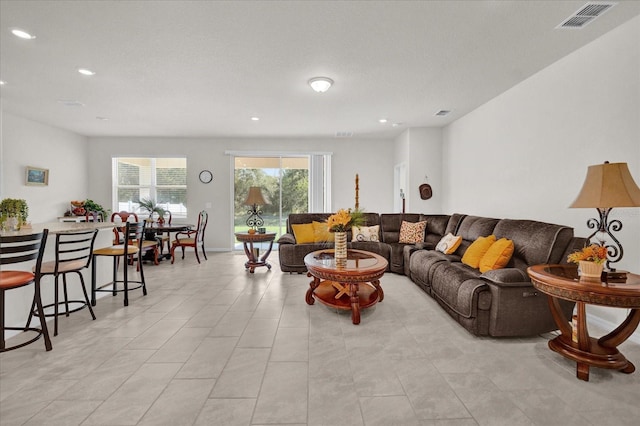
[578,260,603,280]
[334,231,347,266]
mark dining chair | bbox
[28,229,98,336]
[158,210,173,255]
[91,221,148,307]
[171,210,208,264]
[111,211,158,267]
[1,230,52,352]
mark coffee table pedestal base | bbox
[306,277,382,325]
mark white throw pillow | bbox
[351,225,380,242]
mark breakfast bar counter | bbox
[0,221,114,237]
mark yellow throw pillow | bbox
[435,233,462,255]
[461,235,497,268]
[291,223,315,244]
[398,220,427,243]
[312,221,334,242]
[479,238,515,273]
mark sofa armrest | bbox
[481,268,529,285]
[277,233,296,245]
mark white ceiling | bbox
[1,0,639,139]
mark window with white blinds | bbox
[112,157,187,218]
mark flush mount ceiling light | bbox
[379,118,388,124]
[308,77,333,93]
[11,28,36,39]
[0,80,5,86]
[251,117,260,121]
[78,68,96,76]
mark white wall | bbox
[0,112,89,222]
[87,137,396,250]
[443,17,640,328]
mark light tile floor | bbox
[1,252,639,425]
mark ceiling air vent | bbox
[335,131,353,138]
[557,2,616,29]
[434,110,451,117]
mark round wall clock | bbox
[199,170,213,184]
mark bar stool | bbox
[28,229,98,336]
[0,230,52,352]
[91,222,147,307]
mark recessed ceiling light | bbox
[96,116,109,121]
[251,117,260,121]
[308,77,333,93]
[78,68,96,76]
[379,118,388,124]
[11,29,36,39]
[392,122,403,127]
[434,109,452,116]
[0,80,5,86]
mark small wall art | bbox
[25,166,49,186]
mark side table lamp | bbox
[570,161,640,280]
[244,186,267,230]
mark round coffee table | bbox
[304,249,387,324]
[528,264,640,381]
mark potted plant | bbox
[83,199,110,221]
[567,244,608,279]
[0,198,29,230]
[137,198,165,223]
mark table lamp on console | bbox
[244,186,267,232]
[570,161,640,281]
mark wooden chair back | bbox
[195,210,208,244]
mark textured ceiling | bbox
[1,0,639,139]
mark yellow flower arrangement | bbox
[567,244,608,265]
[327,208,365,232]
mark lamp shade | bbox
[244,186,267,206]
[570,162,640,208]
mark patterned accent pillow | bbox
[398,220,427,243]
[351,225,380,242]
[435,233,462,254]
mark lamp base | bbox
[604,270,628,283]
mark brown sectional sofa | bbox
[277,212,426,274]
[278,211,586,337]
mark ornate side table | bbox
[527,264,640,381]
[235,231,276,273]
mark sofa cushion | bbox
[461,235,496,268]
[351,225,380,242]
[287,213,332,233]
[492,219,574,269]
[454,216,500,255]
[430,263,488,318]
[291,223,315,243]
[312,221,334,242]
[436,233,462,254]
[479,238,514,273]
[399,220,427,243]
[380,213,421,243]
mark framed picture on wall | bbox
[25,166,49,186]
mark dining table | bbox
[144,223,194,260]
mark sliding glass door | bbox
[234,156,310,247]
